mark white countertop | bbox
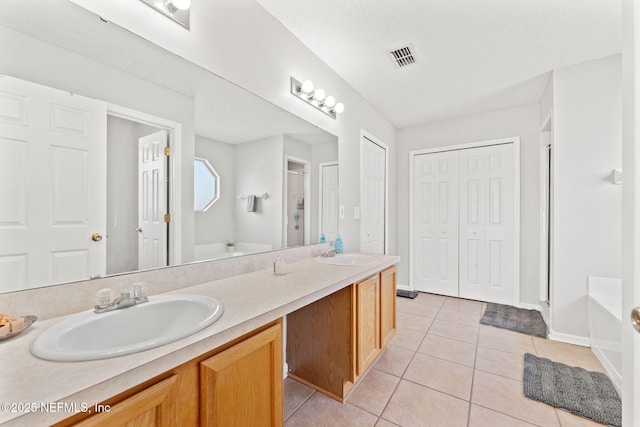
[0,254,399,426]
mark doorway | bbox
[284,158,310,247]
[410,138,520,305]
[106,105,182,274]
[361,132,388,254]
[319,161,339,243]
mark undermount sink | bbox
[31,295,223,361]
[317,253,378,266]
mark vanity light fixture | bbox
[139,0,191,29]
[290,77,345,119]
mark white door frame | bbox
[360,129,389,254]
[283,156,311,247]
[408,137,521,306]
[318,161,339,242]
[107,103,182,266]
[539,113,553,325]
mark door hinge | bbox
[164,213,171,223]
[164,147,171,157]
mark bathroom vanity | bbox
[0,253,398,426]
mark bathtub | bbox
[194,242,273,262]
[587,276,622,393]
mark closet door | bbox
[458,144,516,304]
[413,151,459,296]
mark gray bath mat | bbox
[523,353,621,426]
[480,303,547,338]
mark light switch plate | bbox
[339,205,345,219]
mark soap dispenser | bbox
[334,234,344,254]
[320,232,326,243]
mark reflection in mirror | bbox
[194,158,220,212]
[0,0,338,293]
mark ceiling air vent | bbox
[388,45,417,68]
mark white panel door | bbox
[0,75,106,291]
[413,151,459,296]
[361,137,386,254]
[459,144,516,304]
[138,131,168,270]
[320,162,339,243]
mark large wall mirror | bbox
[0,0,338,293]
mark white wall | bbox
[195,136,236,245]
[235,136,284,248]
[551,55,622,340]
[69,0,398,256]
[397,103,541,305]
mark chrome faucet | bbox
[94,286,149,314]
[321,249,337,258]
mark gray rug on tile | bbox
[480,302,547,338]
[523,353,621,427]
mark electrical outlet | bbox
[339,205,345,219]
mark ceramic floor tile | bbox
[396,311,434,332]
[469,404,539,427]
[436,308,482,327]
[284,377,315,420]
[442,297,484,315]
[475,345,525,381]
[373,345,415,377]
[396,298,441,318]
[471,370,560,426]
[389,327,426,351]
[428,319,479,345]
[413,292,447,307]
[478,325,536,354]
[533,337,606,373]
[403,353,474,400]
[347,368,400,416]
[382,380,469,427]
[285,392,378,427]
[418,334,477,367]
[555,409,608,426]
[375,419,399,427]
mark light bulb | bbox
[334,102,345,114]
[301,80,314,94]
[313,89,326,102]
[167,0,191,10]
[324,96,336,108]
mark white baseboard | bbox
[547,329,591,347]
[591,345,622,395]
[396,283,411,292]
[519,302,542,311]
[283,362,289,379]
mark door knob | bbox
[632,307,640,333]
[91,233,103,242]
[134,227,143,233]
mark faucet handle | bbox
[130,282,147,298]
[95,288,116,306]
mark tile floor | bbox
[284,293,608,427]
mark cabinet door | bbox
[356,275,380,376]
[380,267,397,347]
[200,322,283,427]
[72,375,179,427]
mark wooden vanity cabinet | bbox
[200,322,283,427]
[380,266,397,347]
[57,320,282,427]
[355,274,380,376]
[287,266,397,401]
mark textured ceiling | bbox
[257,0,622,128]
